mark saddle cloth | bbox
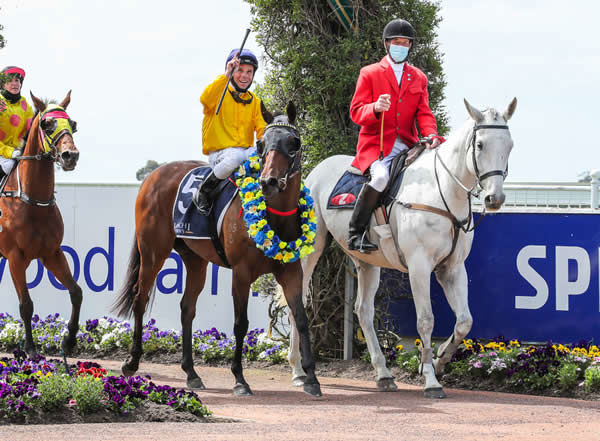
[327,146,425,210]
[172,167,238,239]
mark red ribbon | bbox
[267,206,298,217]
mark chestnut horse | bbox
[113,103,321,397]
[0,91,81,355]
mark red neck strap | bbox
[267,206,298,217]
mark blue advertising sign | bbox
[387,212,600,342]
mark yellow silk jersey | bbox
[0,95,34,158]
[200,74,266,155]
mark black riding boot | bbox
[347,184,382,253]
[193,171,221,216]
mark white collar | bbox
[386,55,405,72]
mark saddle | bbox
[327,145,425,210]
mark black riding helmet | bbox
[382,19,415,62]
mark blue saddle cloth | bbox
[327,171,368,209]
[172,167,238,239]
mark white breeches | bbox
[208,147,257,179]
[368,138,408,192]
[0,157,16,175]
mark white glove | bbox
[11,149,23,159]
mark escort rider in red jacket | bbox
[347,18,444,253]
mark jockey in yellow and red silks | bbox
[0,66,33,179]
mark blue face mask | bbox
[389,44,409,63]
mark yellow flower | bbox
[244,192,255,201]
[301,224,310,232]
[299,198,306,205]
[266,230,274,239]
[0,361,5,367]
[258,202,266,210]
[258,219,267,228]
[299,245,314,258]
[465,344,473,350]
[236,179,242,186]
[295,239,302,248]
[243,177,254,185]
[306,231,316,241]
[35,370,43,376]
[275,253,283,260]
[396,344,404,351]
[279,241,287,249]
[414,338,422,347]
[301,212,308,218]
[283,252,295,262]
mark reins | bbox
[393,122,510,268]
[0,106,75,207]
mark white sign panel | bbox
[0,183,270,333]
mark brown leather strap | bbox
[399,201,462,269]
[399,202,458,225]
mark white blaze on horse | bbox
[289,98,517,398]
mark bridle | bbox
[3,107,76,207]
[257,121,302,191]
[433,123,510,233]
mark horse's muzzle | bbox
[484,192,505,211]
[60,150,79,171]
[260,177,281,197]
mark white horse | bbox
[288,98,517,398]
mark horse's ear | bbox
[464,98,484,123]
[286,101,296,124]
[30,92,46,113]
[59,90,72,109]
[503,97,517,121]
[260,101,274,125]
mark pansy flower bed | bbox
[366,336,600,396]
[0,350,210,424]
[0,313,288,364]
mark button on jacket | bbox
[200,74,266,155]
[350,57,438,173]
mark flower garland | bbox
[234,155,317,263]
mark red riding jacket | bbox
[350,57,438,173]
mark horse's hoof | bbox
[121,362,137,377]
[376,377,398,392]
[292,375,307,387]
[424,387,446,399]
[233,383,253,396]
[187,377,206,390]
[303,382,322,397]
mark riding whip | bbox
[215,28,251,116]
[379,112,385,160]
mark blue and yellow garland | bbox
[234,155,317,263]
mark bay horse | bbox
[0,91,81,355]
[288,98,517,398]
[113,102,322,397]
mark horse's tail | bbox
[112,236,141,318]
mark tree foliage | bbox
[246,0,447,173]
[136,160,163,181]
[246,0,447,356]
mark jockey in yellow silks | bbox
[193,49,267,216]
[0,66,33,179]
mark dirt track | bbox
[5,358,600,441]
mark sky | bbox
[0,0,598,183]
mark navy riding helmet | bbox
[225,49,259,72]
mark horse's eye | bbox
[256,139,264,155]
[42,117,57,133]
[69,119,78,133]
[476,141,483,150]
